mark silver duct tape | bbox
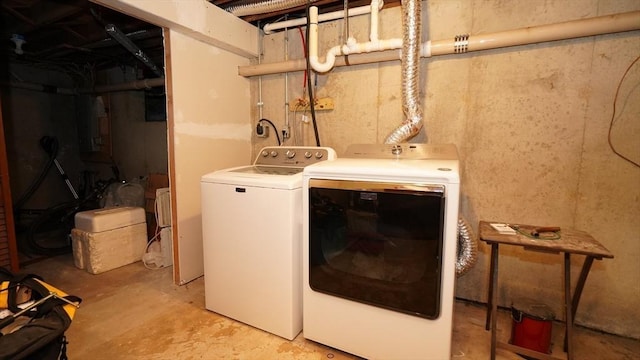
[456,216,478,277]
[227,0,315,17]
[384,0,423,144]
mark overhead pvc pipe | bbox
[309,2,402,73]
[2,77,165,95]
[91,77,165,93]
[239,10,640,77]
[263,1,384,35]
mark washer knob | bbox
[285,150,296,159]
[270,151,278,157]
[304,151,313,159]
[261,150,269,157]
[314,151,324,159]
[391,145,403,155]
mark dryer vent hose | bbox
[456,216,478,277]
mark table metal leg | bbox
[564,253,573,360]
[490,244,499,360]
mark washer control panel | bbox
[254,146,336,167]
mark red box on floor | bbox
[510,298,555,356]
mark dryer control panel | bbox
[344,143,458,160]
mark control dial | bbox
[285,150,296,159]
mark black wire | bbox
[306,2,321,147]
[258,118,281,145]
[608,55,640,168]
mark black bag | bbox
[0,267,81,360]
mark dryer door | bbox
[307,179,446,319]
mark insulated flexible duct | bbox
[381,0,478,275]
[227,0,319,17]
[383,0,422,143]
[456,217,478,277]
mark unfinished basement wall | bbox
[2,64,84,211]
[102,66,168,181]
[253,0,640,338]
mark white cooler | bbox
[72,206,147,274]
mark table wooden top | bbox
[479,221,614,259]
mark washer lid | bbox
[230,166,302,175]
[201,165,303,189]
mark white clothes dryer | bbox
[302,143,460,359]
[201,146,336,340]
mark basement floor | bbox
[18,255,639,360]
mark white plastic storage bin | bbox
[71,206,147,274]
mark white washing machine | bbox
[201,146,336,340]
[302,143,460,359]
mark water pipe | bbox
[240,10,640,77]
[263,1,384,35]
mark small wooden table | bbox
[479,221,614,360]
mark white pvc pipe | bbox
[310,5,404,72]
[263,1,384,35]
[370,0,380,42]
[309,7,343,73]
[430,10,640,56]
[240,10,640,77]
[342,37,403,55]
